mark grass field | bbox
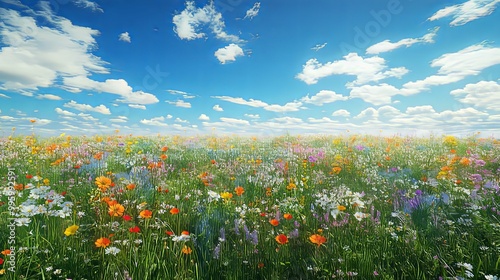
[1,133,499,279]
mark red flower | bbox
[123,215,132,221]
[129,226,140,233]
[0,257,4,265]
[275,234,288,245]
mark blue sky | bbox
[1,0,500,137]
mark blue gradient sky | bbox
[1,0,500,137]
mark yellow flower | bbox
[286,182,296,190]
[220,192,233,200]
[337,205,346,211]
[64,225,79,236]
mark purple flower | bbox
[308,155,318,163]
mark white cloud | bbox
[199,114,210,121]
[129,104,146,110]
[166,100,191,108]
[220,117,250,126]
[366,27,439,54]
[312,43,327,51]
[332,109,351,117]
[214,44,244,64]
[349,83,401,105]
[244,2,260,20]
[167,89,196,99]
[140,116,168,127]
[0,93,11,98]
[119,32,131,43]
[301,90,348,106]
[110,116,128,123]
[74,0,103,12]
[244,114,260,119]
[0,7,108,91]
[429,0,500,26]
[213,104,223,111]
[172,1,242,42]
[296,53,408,86]
[0,0,27,8]
[63,76,159,104]
[77,113,98,122]
[403,44,500,93]
[175,117,189,123]
[55,108,76,116]
[166,114,173,119]
[451,81,500,110]
[36,93,62,100]
[63,100,111,115]
[213,95,303,112]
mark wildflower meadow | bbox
[1,131,499,279]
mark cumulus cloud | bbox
[119,32,131,43]
[332,109,351,117]
[301,90,348,106]
[172,1,242,42]
[198,114,210,121]
[63,76,159,104]
[166,100,191,108]
[214,44,244,64]
[140,116,169,127]
[0,7,107,91]
[451,81,500,110]
[55,108,76,116]
[429,0,500,26]
[366,27,439,54]
[213,104,223,111]
[296,53,408,86]
[63,100,111,115]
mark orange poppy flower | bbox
[234,186,245,196]
[139,209,153,219]
[126,183,136,191]
[1,249,11,255]
[95,237,111,248]
[275,234,288,245]
[170,207,179,215]
[283,213,293,220]
[309,234,327,247]
[269,219,279,226]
